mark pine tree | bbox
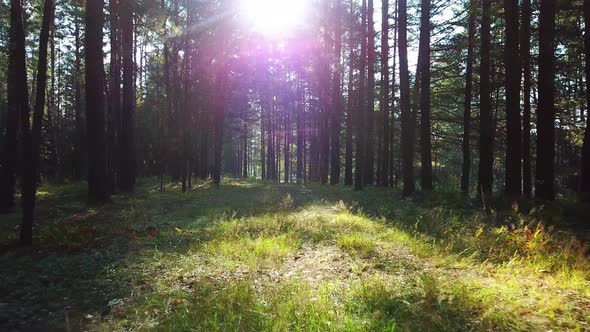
[399,0,414,196]
[379,0,390,187]
[504,0,522,197]
[462,0,476,194]
[119,0,136,192]
[418,0,432,191]
[86,0,111,204]
[478,0,494,196]
[535,0,557,201]
[581,0,590,202]
[521,0,532,198]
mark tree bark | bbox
[296,78,304,184]
[330,0,343,185]
[118,0,136,192]
[86,0,111,204]
[344,0,355,186]
[462,0,476,194]
[0,0,26,213]
[380,0,390,187]
[399,0,414,196]
[504,0,522,197]
[478,0,494,196]
[108,0,121,191]
[355,0,367,190]
[74,11,86,181]
[419,0,432,191]
[522,0,532,198]
[389,0,398,187]
[213,15,227,188]
[535,0,556,201]
[581,0,590,202]
[364,0,376,185]
[20,0,54,245]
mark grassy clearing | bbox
[1,178,589,331]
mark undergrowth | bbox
[1,178,589,331]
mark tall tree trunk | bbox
[162,0,170,187]
[478,0,494,196]
[504,0,522,197]
[6,0,29,238]
[330,0,343,185]
[119,0,136,192]
[243,120,248,178]
[365,0,376,185]
[20,0,54,245]
[73,12,86,181]
[181,5,192,192]
[296,78,304,184]
[380,0,390,187]
[462,0,476,194]
[213,19,227,188]
[535,0,556,201]
[108,0,121,191]
[318,3,331,185]
[344,0,355,186]
[0,0,25,213]
[284,98,290,183]
[581,0,590,202]
[389,0,398,187]
[355,0,367,190]
[521,0,532,198]
[399,0,414,196]
[419,0,432,191]
[86,0,111,204]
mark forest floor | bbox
[1,178,590,331]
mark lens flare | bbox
[240,0,307,36]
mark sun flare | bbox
[240,0,307,36]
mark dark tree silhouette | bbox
[399,0,414,196]
[418,0,432,191]
[379,0,390,187]
[330,0,343,185]
[504,0,522,197]
[0,0,25,213]
[581,0,590,202]
[86,0,111,204]
[364,0,376,185]
[119,0,136,192]
[521,0,532,198]
[20,0,54,245]
[108,0,121,191]
[462,0,476,194]
[213,12,228,188]
[355,0,367,190]
[344,0,355,187]
[535,0,556,201]
[478,0,494,196]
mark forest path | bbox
[1,179,589,331]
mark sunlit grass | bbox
[337,233,377,258]
[203,235,300,268]
[2,178,589,331]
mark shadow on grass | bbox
[100,270,515,331]
[0,177,588,330]
[1,178,342,330]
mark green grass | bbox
[1,178,589,331]
[337,233,377,258]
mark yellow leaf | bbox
[475,228,484,238]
